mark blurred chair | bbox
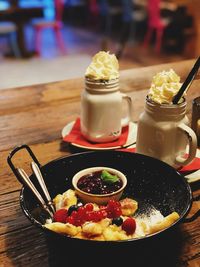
[0,21,21,58]
[142,0,168,53]
[87,0,99,26]
[32,0,66,56]
[88,0,99,17]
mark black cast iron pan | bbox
[7,145,200,250]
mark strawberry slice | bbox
[53,209,68,223]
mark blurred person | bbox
[98,0,134,58]
[97,0,111,50]
[116,0,134,58]
[8,0,19,7]
[164,6,193,53]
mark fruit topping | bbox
[53,209,68,223]
[65,202,107,226]
[120,198,138,216]
[77,170,123,195]
[67,204,79,215]
[101,170,119,184]
[106,199,122,218]
[122,217,136,235]
[112,217,123,226]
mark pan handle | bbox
[7,144,41,185]
[183,195,200,223]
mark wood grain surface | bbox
[0,59,199,267]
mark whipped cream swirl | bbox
[85,51,119,80]
[148,69,183,104]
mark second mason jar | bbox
[80,78,133,143]
[136,97,197,169]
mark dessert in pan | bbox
[45,188,179,241]
[44,167,180,241]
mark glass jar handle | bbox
[121,93,133,127]
[175,123,197,166]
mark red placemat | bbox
[63,118,200,171]
[63,118,129,148]
[118,147,200,173]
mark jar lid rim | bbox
[146,96,186,106]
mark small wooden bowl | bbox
[72,166,127,205]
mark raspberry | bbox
[106,200,122,218]
[122,217,136,235]
[107,199,121,209]
[113,207,122,218]
[53,209,68,223]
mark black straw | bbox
[172,56,200,104]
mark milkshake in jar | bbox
[80,51,133,143]
[136,69,197,169]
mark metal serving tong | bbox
[17,167,55,218]
[7,144,55,218]
[30,161,55,214]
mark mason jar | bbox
[136,97,197,169]
[80,78,133,143]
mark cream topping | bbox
[85,51,119,80]
[148,69,183,104]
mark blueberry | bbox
[112,217,123,226]
[67,204,79,215]
[77,202,83,208]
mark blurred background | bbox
[0,0,199,89]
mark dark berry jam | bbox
[77,170,123,195]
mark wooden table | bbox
[0,59,199,267]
